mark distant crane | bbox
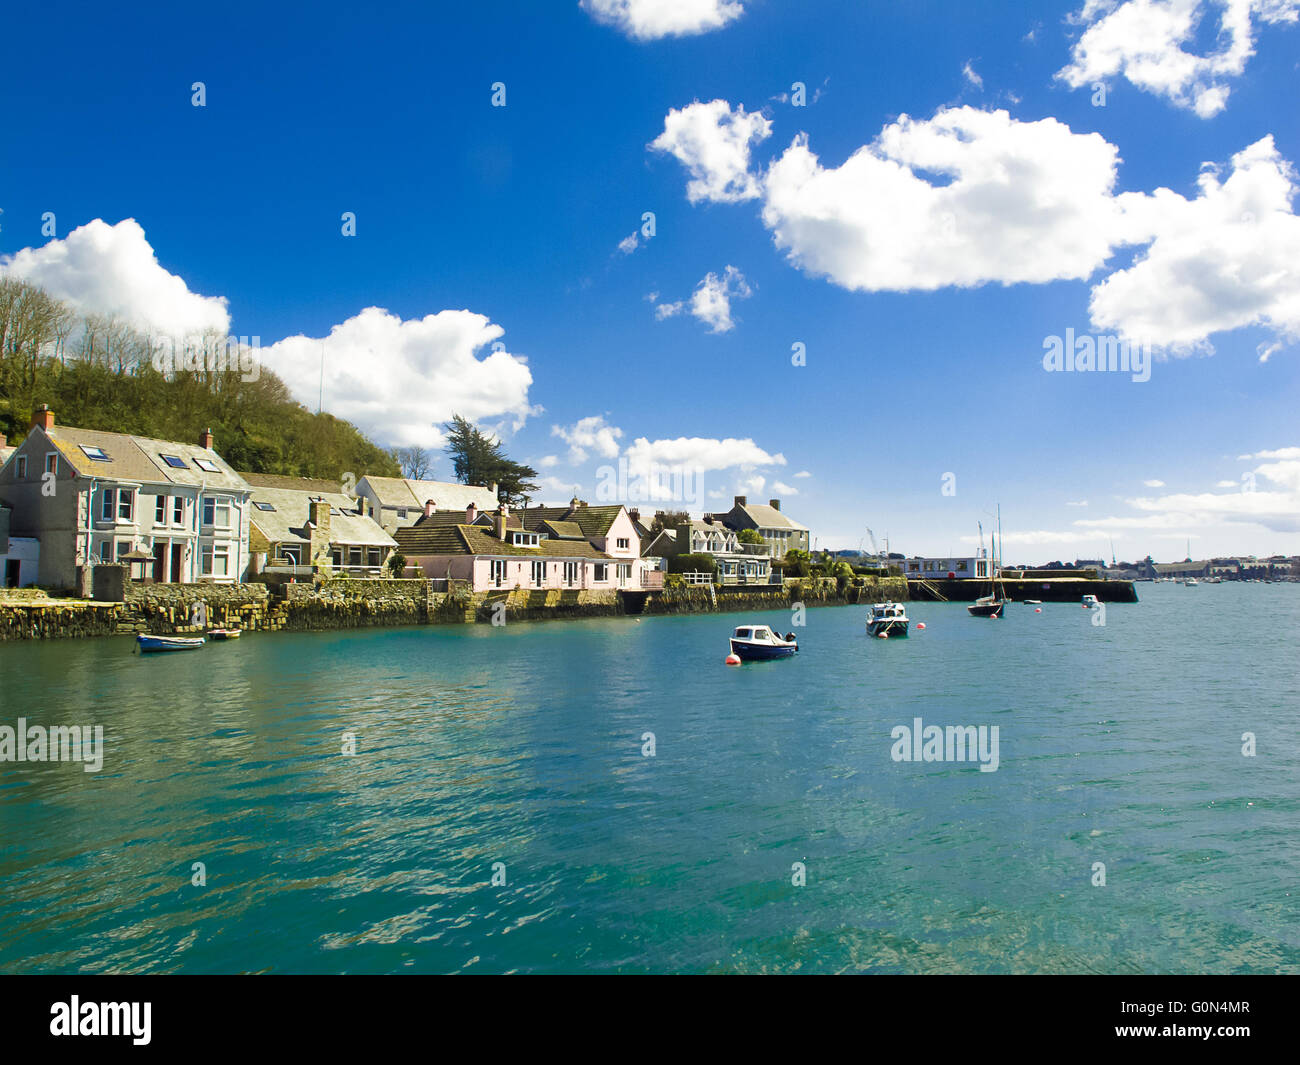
[865,527,888,566]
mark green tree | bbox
[442,414,538,506]
[737,529,766,546]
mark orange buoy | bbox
[725,654,741,666]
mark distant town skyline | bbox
[1,1,1297,561]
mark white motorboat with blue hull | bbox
[729,624,798,661]
[867,602,909,637]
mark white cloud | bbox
[1144,478,1167,486]
[760,106,1127,292]
[650,99,771,204]
[1075,448,1300,533]
[654,100,1300,353]
[771,481,798,495]
[689,266,752,332]
[656,266,753,332]
[1215,479,1239,486]
[1067,499,1090,506]
[618,232,640,254]
[551,415,624,464]
[538,475,582,498]
[0,218,230,339]
[624,436,785,478]
[581,0,744,40]
[254,307,537,447]
[1091,136,1300,351]
[1057,0,1300,118]
[539,455,561,468]
[962,60,984,89]
[794,470,812,478]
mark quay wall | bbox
[907,578,1138,604]
[0,575,912,641]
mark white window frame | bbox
[173,496,185,526]
[155,495,166,525]
[44,452,58,476]
[531,560,547,586]
[490,559,508,587]
[617,538,630,550]
[563,561,578,585]
[101,488,114,522]
[593,563,608,583]
[117,488,134,522]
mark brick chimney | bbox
[199,427,214,449]
[734,495,747,507]
[423,499,436,519]
[629,508,640,526]
[30,405,54,432]
[0,433,7,449]
[496,501,509,540]
[768,498,780,511]
[490,482,499,501]
[466,501,478,524]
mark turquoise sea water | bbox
[1,583,1297,974]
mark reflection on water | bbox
[1,586,1297,973]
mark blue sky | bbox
[2,0,1298,561]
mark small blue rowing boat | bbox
[136,634,205,653]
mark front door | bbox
[170,543,183,583]
[4,560,19,587]
[153,542,167,583]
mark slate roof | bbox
[734,501,808,531]
[241,472,342,495]
[360,476,495,511]
[516,503,625,538]
[241,477,396,548]
[396,523,614,559]
[34,425,251,492]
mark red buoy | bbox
[916,622,926,630]
[725,654,741,666]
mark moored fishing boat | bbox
[208,628,241,640]
[728,624,798,661]
[1081,594,1100,608]
[867,602,909,638]
[136,634,205,653]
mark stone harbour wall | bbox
[0,575,912,640]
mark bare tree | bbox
[394,445,432,480]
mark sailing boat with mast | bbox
[968,507,1011,618]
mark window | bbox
[491,559,508,587]
[80,445,110,462]
[116,542,131,561]
[15,455,26,479]
[156,495,166,524]
[368,548,381,568]
[254,501,276,512]
[194,458,220,473]
[173,496,184,525]
[617,563,631,584]
[45,452,58,476]
[563,561,578,585]
[101,488,114,522]
[277,545,302,565]
[348,547,362,567]
[99,540,112,562]
[594,563,608,583]
[202,497,231,528]
[617,538,630,550]
[397,508,408,519]
[512,532,539,547]
[956,561,968,573]
[160,454,188,469]
[531,560,547,586]
[201,544,230,577]
[117,489,134,521]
